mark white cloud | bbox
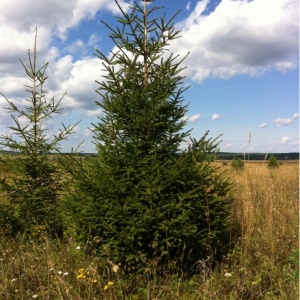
[0,0,127,128]
[0,0,132,41]
[171,0,299,82]
[188,114,201,123]
[272,113,299,127]
[0,0,131,78]
[186,1,191,11]
[1,0,297,117]
[211,114,221,121]
[258,122,267,128]
[88,34,102,48]
[63,39,86,55]
[281,136,290,144]
[47,57,104,110]
[87,109,103,117]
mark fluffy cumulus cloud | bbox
[47,57,105,110]
[0,0,132,129]
[211,114,221,121]
[272,113,299,127]
[171,0,299,82]
[0,0,131,42]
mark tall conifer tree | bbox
[65,0,232,273]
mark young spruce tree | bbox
[0,31,77,238]
[65,0,232,273]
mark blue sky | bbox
[0,0,298,153]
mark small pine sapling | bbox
[0,30,78,238]
[268,154,279,168]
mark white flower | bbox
[224,272,232,277]
[63,272,69,276]
[112,264,119,273]
[76,246,81,250]
[11,278,18,282]
[32,294,38,299]
[57,271,63,275]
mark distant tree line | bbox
[2,150,298,161]
[218,152,299,161]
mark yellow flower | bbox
[77,268,87,279]
[104,281,114,290]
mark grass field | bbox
[0,160,298,299]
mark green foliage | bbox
[0,32,77,238]
[231,157,244,170]
[64,1,232,274]
[268,154,279,168]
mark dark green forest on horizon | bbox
[0,150,298,161]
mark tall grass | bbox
[224,162,299,299]
[0,160,298,299]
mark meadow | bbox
[0,159,298,299]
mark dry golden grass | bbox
[232,161,298,258]
[217,161,299,299]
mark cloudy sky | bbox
[0,0,298,153]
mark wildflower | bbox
[224,272,232,277]
[11,278,18,282]
[77,268,87,279]
[77,273,86,279]
[32,294,38,299]
[63,272,69,276]
[112,264,119,273]
[76,246,81,250]
[104,281,114,290]
[57,271,63,275]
